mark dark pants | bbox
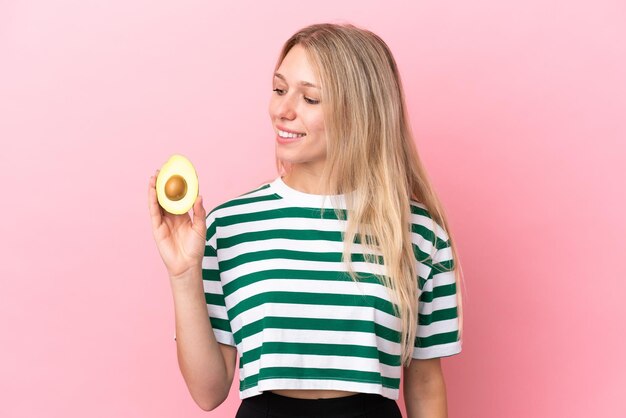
[235,391,403,418]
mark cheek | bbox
[308,113,325,135]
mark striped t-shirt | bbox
[202,175,462,400]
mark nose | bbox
[275,93,297,120]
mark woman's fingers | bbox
[192,194,206,238]
[148,169,163,231]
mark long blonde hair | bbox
[272,22,464,367]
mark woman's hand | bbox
[148,168,207,279]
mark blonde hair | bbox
[272,22,464,367]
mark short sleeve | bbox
[412,229,462,359]
[202,215,236,347]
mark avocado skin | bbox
[156,154,199,215]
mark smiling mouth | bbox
[277,129,306,138]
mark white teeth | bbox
[278,129,306,138]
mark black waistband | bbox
[241,391,394,416]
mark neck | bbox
[282,170,329,195]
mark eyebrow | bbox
[274,72,320,89]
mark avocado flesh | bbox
[156,154,199,215]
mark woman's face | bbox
[268,44,327,173]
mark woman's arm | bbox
[148,170,236,410]
[403,358,448,418]
[170,268,235,411]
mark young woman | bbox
[149,22,464,418]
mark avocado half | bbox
[156,154,199,215]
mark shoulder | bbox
[207,178,273,215]
[205,178,276,225]
[203,179,275,245]
[408,200,450,251]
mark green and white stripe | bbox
[202,176,461,400]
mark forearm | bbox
[404,373,448,418]
[170,267,228,410]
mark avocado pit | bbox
[165,174,187,201]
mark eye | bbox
[273,88,320,105]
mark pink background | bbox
[1,1,624,417]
